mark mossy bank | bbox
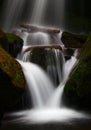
[63,33,91,110]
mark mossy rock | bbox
[0,29,23,58]
[0,69,24,110]
[30,48,47,70]
[63,33,91,110]
[6,33,23,58]
[0,29,8,51]
[61,31,87,48]
[0,47,25,89]
[0,47,25,110]
[25,47,64,86]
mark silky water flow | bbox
[5,45,89,124]
[1,0,90,126]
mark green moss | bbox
[0,30,23,58]
[0,29,8,51]
[0,29,25,109]
[6,33,23,45]
[0,47,25,89]
[64,33,91,99]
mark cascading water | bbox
[30,0,48,24]
[1,0,26,31]
[1,0,90,128]
[17,60,55,108]
[1,0,65,31]
[4,48,88,124]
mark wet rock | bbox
[0,47,25,111]
[6,33,23,58]
[63,48,75,61]
[0,47,25,89]
[23,45,63,86]
[61,31,87,48]
[0,29,23,58]
[63,33,91,110]
[0,29,8,51]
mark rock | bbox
[0,29,8,51]
[0,47,25,89]
[0,29,25,121]
[61,31,87,48]
[63,33,91,110]
[63,48,76,61]
[23,45,63,86]
[0,29,23,58]
[0,47,25,110]
[6,33,23,58]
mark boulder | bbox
[0,29,25,122]
[63,33,91,110]
[6,33,23,58]
[0,29,23,58]
[0,29,8,51]
[61,31,87,48]
[0,47,25,110]
[63,48,76,61]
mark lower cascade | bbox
[4,48,89,124]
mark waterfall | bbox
[17,47,66,108]
[7,51,87,124]
[1,0,65,31]
[26,32,51,46]
[17,60,55,108]
[30,0,48,24]
[2,0,26,31]
[1,0,89,126]
[48,52,78,107]
[18,49,77,108]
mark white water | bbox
[26,32,51,46]
[17,60,54,108]
[48,53,78,107]
[5,52,89,124]
[8,108,87,124]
